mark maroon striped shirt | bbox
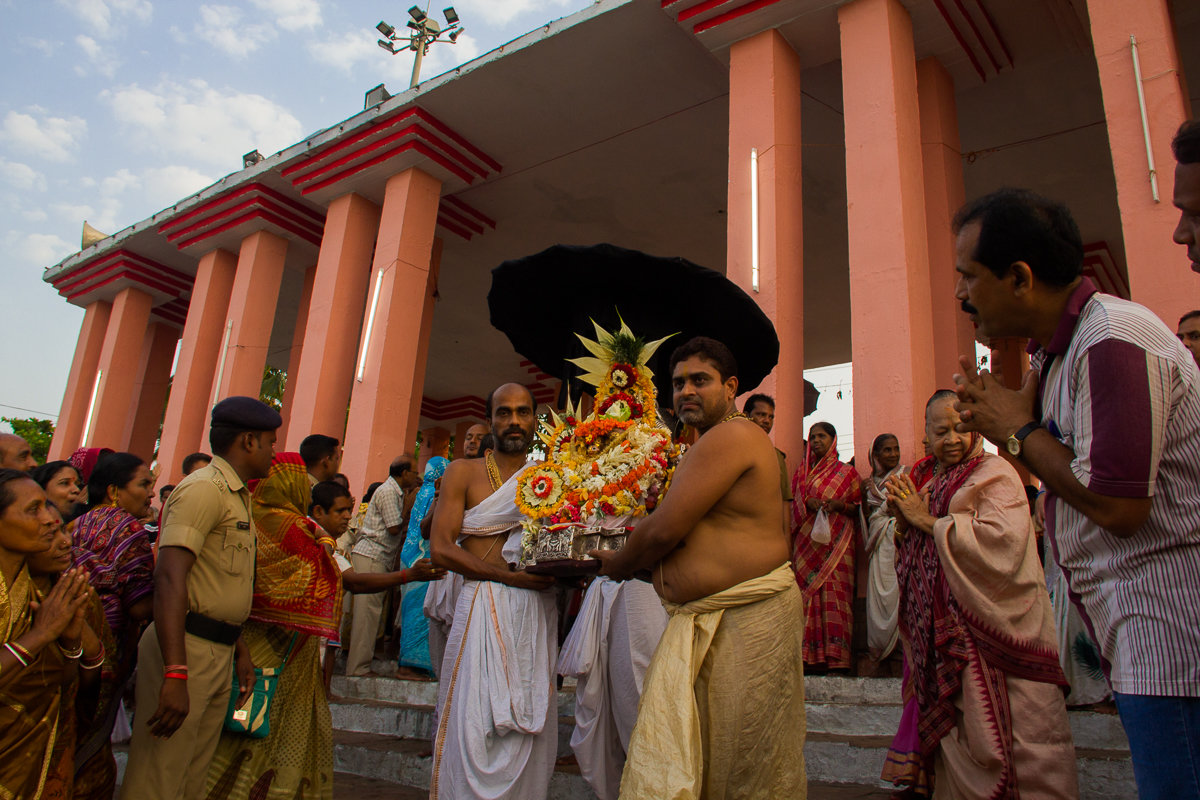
[1032,278,1200,696]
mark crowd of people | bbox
[1,119,1200,800]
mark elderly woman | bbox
[0,469,91,799]
[70,451,155,800]
[886,391,1077,798]
[204,454,444,799]
[28,503,105,799]
[862,433,904,662]
[792,421,861,671]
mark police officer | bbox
[122,396,281,800]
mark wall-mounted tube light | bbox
[212,319,233,404]
[750,147,760,292]
[357,269,386,382]
[81,368,103,447]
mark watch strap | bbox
[1013,421,1041,442]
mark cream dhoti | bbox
[620,563,806,800]
[558,576,667,800]
[430,462,559,800]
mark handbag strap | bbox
[277,632,301,671]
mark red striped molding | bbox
[436,195,495,242]
[282,107,500,196]
[52,249,193,302]
[421,395,487,421]
[1083,241,1129,300]
[660,0,787,35]
[158,183,325,251]
[151,297,190,328]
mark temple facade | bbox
[43,0,1200,488]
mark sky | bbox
[0,0,595,428]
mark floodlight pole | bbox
[375,6,462,89]
[410,33,426,89]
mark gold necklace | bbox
[722,410,748,424]
[485,451,502,491]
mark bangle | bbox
[163,671,189,681]
[399,568,410,583]
[59,641,84,660]
[164,664,188,674]
[318,536,336,549]
[80,645,105,670]
[4,642,30,667]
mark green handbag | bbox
[224,633,298,738]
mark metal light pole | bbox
[376,6,464,89]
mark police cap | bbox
[210,396,282,432]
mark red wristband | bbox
[163,671,188,681]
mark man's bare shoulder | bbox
[443,458,484,482]
[690,416,773,459]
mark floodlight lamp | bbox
[444,6,459,24]
[377,38,395,53]
[424,17,440,33]
[376,21,395,38]
[406,19,420,30]
[448,28,462,42]
[408,6,426,22]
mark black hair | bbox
[952,188,1083,287]
[87,452,145,509]
[1172,120,1200,165]
[388,455,415,479]
[470,434,496,458]
[1179,310,1200,327]
[30,460,76,490]
[333,473,350,490]
[363,481,383,503]
[299,434,340,467]
[0,468,37,516]
[208,425,242,456]
[181,452,212,474]
[925,389,958,415]
[669,336,739,383]
[485,384,535,419]
[310,480,353,515]
[871,433,899,454]
[743,393,774,415]
[809,421,836,439]
[159,484,175,498]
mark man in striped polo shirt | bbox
[1173,120,1200,275]
[950,188,1200,800]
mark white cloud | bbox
[251,0,321,31]
[74,34,119,78]
[100,168,138,196]
[194,4,276,58]
[449,0,576,27]
[141,165,216,208]
[0,159,47,191]
[21,37,60,57]
[306,29,377,73]
[104,80,302,167]
[23,209,49,223]
[0,110,87,163]
[3,230,76,268]
[51,198,122,234]
[56,0,153,39]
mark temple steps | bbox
[329,671,1135,799]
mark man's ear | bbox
[1010,261,1035,296]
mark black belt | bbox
[185,611,242,645]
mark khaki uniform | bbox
[122,456,256,800]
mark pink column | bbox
[918,57,975,385]
[49,300,112,459]
[278,264,316,444]
[213,230,288,401]
[157,249,237,482]
[840,0,937,469]
[727,29,806,466]
[342,168,442,491]
[453,419,476,458]
[87,286,154,449]
[127,323,180,462]
[285,193,382,450]
[1086,0,1198,323]
[419,426,451,472]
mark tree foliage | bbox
[260,367,287,411]
[2,417,54,464]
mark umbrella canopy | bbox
[488,243,780,401]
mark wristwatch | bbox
[1006,421,1041,457]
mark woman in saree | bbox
[28,503,105,800]
[396,456,447,680]
[205,452,344,799]
[885,391,1076,798]
[791,421,862,671]
[70,451,154,800]
[30,462,82,527]
[862,433,903,662]
[0,469,92,800]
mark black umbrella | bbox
[488,243,781,401]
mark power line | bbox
[0,402,59,420]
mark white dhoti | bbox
[430,578,559,800]
[558,576,667,800]
[425,571,463,679]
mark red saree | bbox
[791,435,861,670]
